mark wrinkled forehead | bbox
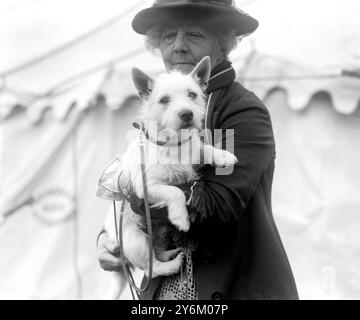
[151,72,202,97]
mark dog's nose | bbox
[179,110,193,122]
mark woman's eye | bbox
[188,92,197,100]
[188,32,204,40]
[159,96,170,105]
[162,32,176,43]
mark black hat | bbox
[132,0,258,36]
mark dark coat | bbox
[139,61,299,300]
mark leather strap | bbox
[132,121,192,146]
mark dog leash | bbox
[112,201,139,300]
[132,121,192,146]
[113,122,154,299]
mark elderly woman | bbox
[97,0,298,300]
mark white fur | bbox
[102,57,237,299]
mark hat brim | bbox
[132,3,258,36]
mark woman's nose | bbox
[173,33,188,53]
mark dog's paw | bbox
[213,150,238,168]
[151,253,183,277]
[169,212,190,232]
[168,202,190,232]
[166,253,183,275]
[157,248,182,262]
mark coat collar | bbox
[206,60,236,94]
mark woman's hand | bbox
[97,231,123,272]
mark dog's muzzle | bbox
[178,110,193,122]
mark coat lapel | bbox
[204,60,235,144]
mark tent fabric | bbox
[0,0,161,122]
[240,52,360,114]
[2,0,360,122]
[0,57,161,122]
[240,0,360,68]
[264,90,360,299]
[236,0,360,114]
[0,100,142,299]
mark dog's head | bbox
[132,57,211,135]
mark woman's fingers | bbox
[103,241,120,255]
[97,231,120,254]
[98,251,123,272]
[97,232,124,271]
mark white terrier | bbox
[102,56,237,297]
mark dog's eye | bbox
[188,92,197,100]
[159,96,170,105]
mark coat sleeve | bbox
[189,95,276,225]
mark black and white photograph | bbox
[0,0,359,301]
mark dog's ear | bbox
[190,56,211,90]
[132,68,154,100]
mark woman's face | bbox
[159,24,223,74]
